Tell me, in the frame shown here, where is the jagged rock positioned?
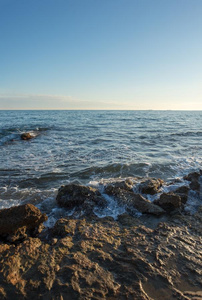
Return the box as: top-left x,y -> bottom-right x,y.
128,193 -> 165,215
21,132 -> 34,140
0,204 -> 47,242
190,179 -> 200,191
105,179 -> 134,191
138,178 -> 164,195
154,193 -> 181,212
184,171 -> 201,191
174,185 -> 189,204
184,171 -> 200,182
105,185 -> 165,215
0,210 -> 202,300
56,184 -> 106,214
52,218 -> 77,237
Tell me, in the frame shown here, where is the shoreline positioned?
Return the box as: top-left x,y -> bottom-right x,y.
0,171 -> 201,299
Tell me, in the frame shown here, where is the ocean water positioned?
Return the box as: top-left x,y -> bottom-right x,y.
0,110 -> 201,221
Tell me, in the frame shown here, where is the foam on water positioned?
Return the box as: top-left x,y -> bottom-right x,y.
93,193 -> 127,220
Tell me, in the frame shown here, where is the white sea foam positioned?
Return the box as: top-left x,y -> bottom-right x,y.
94,193 -> 126,220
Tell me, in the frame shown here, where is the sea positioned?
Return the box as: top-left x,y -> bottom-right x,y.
0,110 -> 201,224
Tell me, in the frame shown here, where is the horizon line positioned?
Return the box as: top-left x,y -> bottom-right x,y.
0,109 -> 201,111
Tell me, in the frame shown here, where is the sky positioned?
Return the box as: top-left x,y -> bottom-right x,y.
0,0 -> 202,110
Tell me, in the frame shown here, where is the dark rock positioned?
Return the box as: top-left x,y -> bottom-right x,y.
117,213 -> 141,226
52,218 -> 77,237
106,179 -> 134,192
174,185 -> 189,204
0,204 -> 47,242
56,184 -> 106,212
183,171 -> 201,191
154,193 -> 181,212
21,132 -> 34,140
138,178 -> 164,195
105,185 -> 165,215
183,171 -> 200,182
190,179 -> 200,191
128,193 -> 165,215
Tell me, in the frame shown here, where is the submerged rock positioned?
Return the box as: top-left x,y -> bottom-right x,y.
21,132 -> 34,140
0,204 -> 47,242
154,192 -> 181,212
138,178 -> 164,195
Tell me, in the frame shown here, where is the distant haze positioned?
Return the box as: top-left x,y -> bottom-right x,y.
0,0 -> 202,110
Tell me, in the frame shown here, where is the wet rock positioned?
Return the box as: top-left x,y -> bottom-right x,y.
154,193 -> 181,212
106,179 -> 134,191
105,185 -> 165,215
21,132 -> 34,140
184,171 -> 200,182
0,204 -> 47,242
138,178 -> 164,195
128,193 -> 165,215
174,185 -> 190,204
56,184 -> 107,216
184,171 -> 201,191
190,179 -> 200,191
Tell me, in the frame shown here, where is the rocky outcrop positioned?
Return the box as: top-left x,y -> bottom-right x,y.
154,192 -> 181,212
105,184 -> 165,215
0,204 -> 47,242
138,178 -> 164,195
56,184 -> 106,215
0,207 -> 201,300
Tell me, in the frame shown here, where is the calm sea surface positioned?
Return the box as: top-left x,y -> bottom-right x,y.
0,110 -> 201,218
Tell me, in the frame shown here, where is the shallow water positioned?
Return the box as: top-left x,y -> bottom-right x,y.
0,110 -> 201,218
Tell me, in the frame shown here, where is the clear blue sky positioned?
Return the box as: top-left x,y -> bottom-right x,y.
0,0 -> 202,109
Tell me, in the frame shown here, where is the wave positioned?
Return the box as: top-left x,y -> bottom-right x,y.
170,131 -> 202,137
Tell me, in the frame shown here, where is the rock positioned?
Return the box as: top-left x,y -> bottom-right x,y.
128,193 -> 165,215
105,185 -> 165,215
117,213 -> 141,227
183,171 -> 201,191
138,178 -> 164,195
21,132 -> 34,140
0,204 -> 47,242
106,179 -> 134,191
174,185 -> 189,204
0,208 -> 202,299
184,171 -> 200,182
56,184 -> 106,215
190,179 -> 200,191
154,193 -> 181,212
52,218 -> 77,237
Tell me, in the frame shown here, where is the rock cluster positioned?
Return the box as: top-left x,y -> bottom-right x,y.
0,171 -> 201,299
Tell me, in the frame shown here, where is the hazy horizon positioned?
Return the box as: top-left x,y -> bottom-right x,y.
1,0 -> 202,110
